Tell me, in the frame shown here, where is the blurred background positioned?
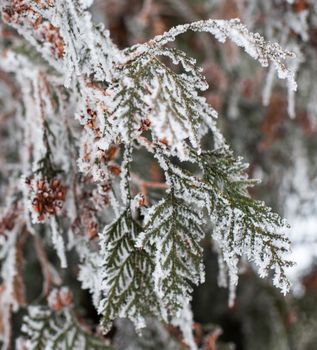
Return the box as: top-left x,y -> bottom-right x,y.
87,0 -> 317,349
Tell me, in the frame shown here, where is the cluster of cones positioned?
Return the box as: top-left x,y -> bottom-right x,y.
27,178 -> 67,222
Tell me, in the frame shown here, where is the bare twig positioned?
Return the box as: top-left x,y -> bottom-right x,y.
33,233 -> 53,296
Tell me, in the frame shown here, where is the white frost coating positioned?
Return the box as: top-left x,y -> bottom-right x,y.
172,303 -> 197,350
198,149 -> 293,300
1,0 -> 120,87
136,153 -> 207,316
0,52 -> 49,175
98,209 -> 159,332
79,0 -> 94,9
22,305 -> 107,349
263,65 -> 275,106
287,46 -> 303,118
0,227 -> 19,311
108,17 -> 297,160
119,146 -> 133,205
131,18 -> 297,91
51,217 -> 67,268
77,243 -> 103,308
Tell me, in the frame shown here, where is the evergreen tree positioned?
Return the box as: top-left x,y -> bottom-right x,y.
0,1 -> 301,349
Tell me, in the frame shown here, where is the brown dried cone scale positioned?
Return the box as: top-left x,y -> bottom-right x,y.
27,178 -> 67,222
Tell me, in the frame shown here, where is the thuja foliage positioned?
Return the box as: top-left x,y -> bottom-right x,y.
0,0 -> 296,349
22,305 -> 111,350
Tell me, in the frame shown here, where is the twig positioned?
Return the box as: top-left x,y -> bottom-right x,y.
131,172 -> 168,205
33,233 -> 53,296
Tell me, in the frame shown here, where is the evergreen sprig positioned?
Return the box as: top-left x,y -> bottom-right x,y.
21,306 -> 110,350
98,208 -> 160,332
136,192 -> 205,316
197,147 -> 293,301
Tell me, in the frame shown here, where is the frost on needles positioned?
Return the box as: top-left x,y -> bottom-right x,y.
0,0 -> 295,348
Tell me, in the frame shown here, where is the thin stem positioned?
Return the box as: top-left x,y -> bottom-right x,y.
33,233 -> 54,296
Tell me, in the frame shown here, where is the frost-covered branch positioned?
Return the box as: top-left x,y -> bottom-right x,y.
0,1 -> 296,348
128,18 -> 297,91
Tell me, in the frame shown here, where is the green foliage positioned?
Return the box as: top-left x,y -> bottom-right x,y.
22,306 -> 110,350
98,208 -> 160,332
196,147 -> 293,299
